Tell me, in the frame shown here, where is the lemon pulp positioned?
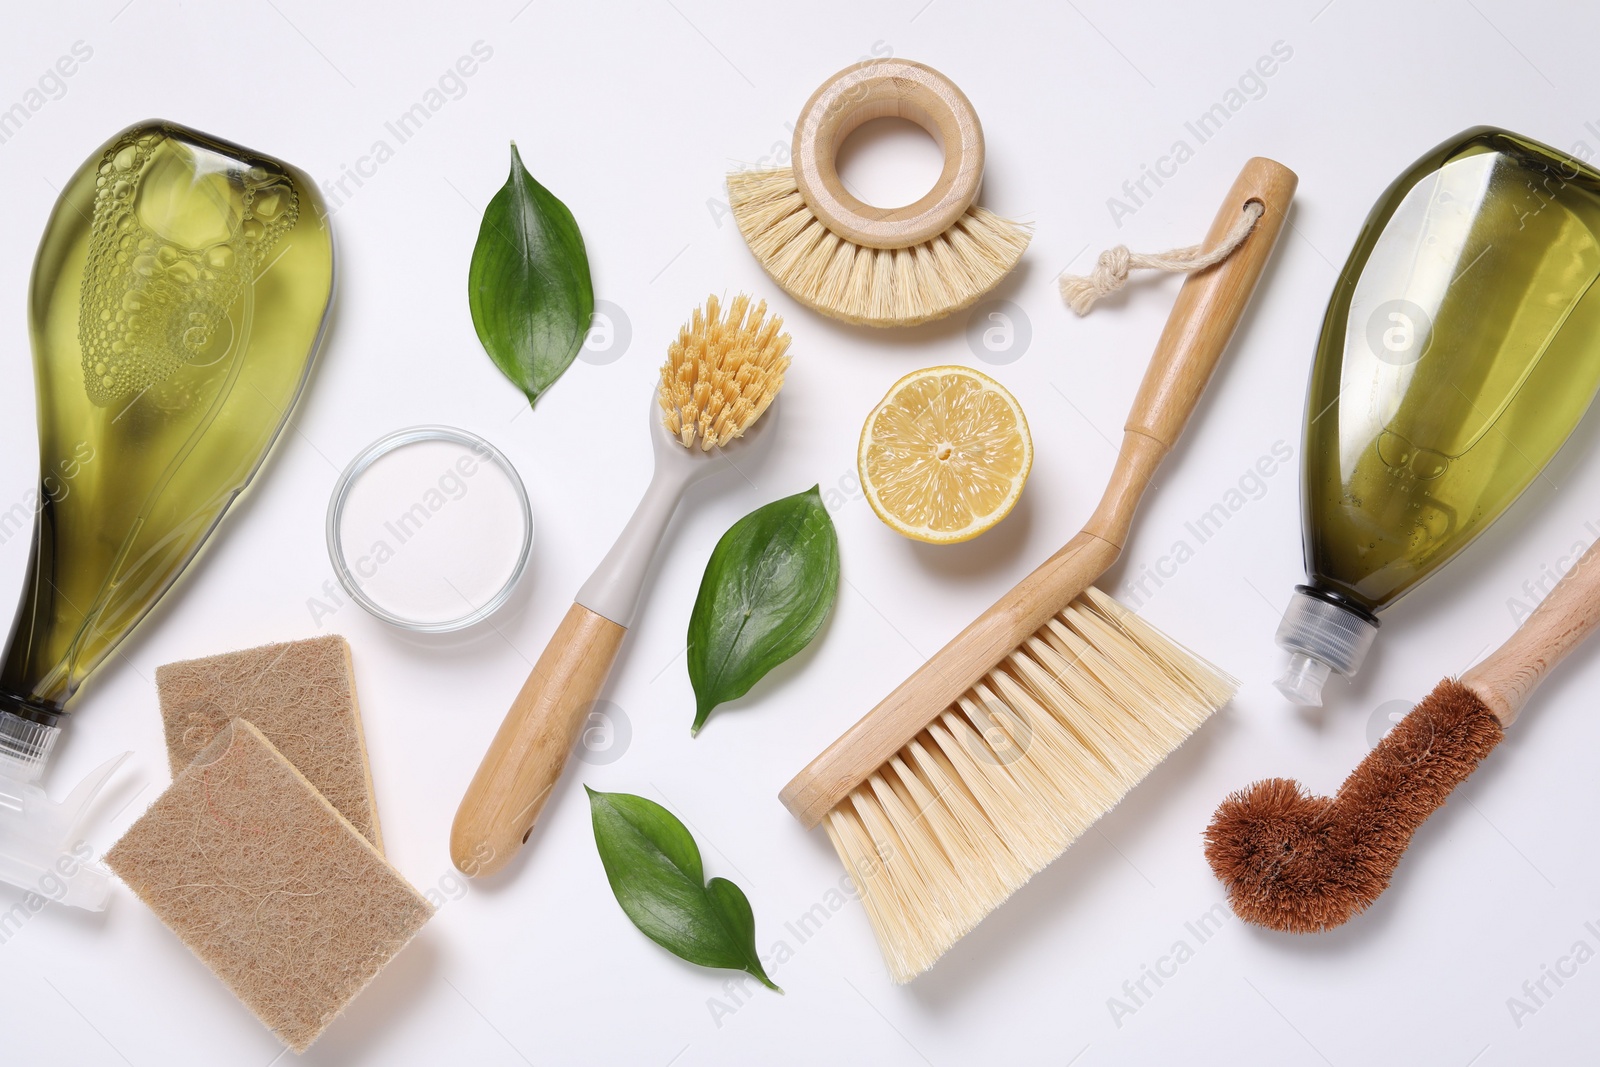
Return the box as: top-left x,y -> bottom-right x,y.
858,366 -> 1032,544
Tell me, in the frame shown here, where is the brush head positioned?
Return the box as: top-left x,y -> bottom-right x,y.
726,168 -> 1030,328
822,587 -> 1236,982
1204,678 -> 1504,933
658,293 -> 790,451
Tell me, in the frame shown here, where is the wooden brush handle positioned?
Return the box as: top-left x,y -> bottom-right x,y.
780,158 -> 1297,828
452,604 -> 626,876
1463,537 -> 1600,726
1085,157 -> 1298,546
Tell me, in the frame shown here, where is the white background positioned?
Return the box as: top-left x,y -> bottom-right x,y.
3,1 -> 1599,1064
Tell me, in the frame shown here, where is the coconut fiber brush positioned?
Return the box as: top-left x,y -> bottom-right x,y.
453,295 -> 789,877
1206,533 -> 1600,933
781,158 -> 1296,982
728,58 -> 1030,327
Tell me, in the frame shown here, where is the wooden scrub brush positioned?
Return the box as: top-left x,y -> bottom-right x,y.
727,58 -> 1030,327
1206,533 -> 1600,933
780,158 -> 1296,982
453,295 -> 789,877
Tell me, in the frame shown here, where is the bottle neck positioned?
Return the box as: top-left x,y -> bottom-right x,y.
0,688 -> 64,729
1291,583 -> 1380,626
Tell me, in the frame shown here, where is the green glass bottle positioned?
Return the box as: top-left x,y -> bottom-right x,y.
1277,127 -> 1600,704
0,122 -> 331,904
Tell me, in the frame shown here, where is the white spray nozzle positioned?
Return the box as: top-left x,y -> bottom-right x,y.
0,723 -> 130,912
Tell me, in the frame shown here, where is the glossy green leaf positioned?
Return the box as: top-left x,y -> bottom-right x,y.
586,787 -> 780,992
687,486 -> 840,735
467,142 -> 593,407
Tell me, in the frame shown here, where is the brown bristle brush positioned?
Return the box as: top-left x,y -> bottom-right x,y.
1206,535 -> 1600,933
780,157 -> 1296,983
728,58 -> 1030,327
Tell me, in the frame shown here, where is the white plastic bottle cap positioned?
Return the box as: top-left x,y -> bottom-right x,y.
1273,587 -> 1379,706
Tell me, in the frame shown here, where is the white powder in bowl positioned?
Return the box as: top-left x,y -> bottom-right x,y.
333,432 -> 530,629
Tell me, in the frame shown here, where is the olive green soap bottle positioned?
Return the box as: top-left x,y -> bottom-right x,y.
1277,128 -> 1600,705
0,122 -> 331,905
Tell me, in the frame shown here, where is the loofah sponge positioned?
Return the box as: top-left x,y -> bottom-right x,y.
156,635 -> 383,850
105,720 -> 433,1052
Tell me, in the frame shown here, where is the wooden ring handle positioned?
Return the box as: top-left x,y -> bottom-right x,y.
790,58 -> 984,250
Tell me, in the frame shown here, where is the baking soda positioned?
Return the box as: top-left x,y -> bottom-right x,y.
337,437 -> 527,626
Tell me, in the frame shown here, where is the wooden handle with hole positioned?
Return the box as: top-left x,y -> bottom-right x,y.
1084,156 -> 1297,546
1462,537 -> 1600,727
779,157 -> 1297,828
452,603 -> 626,876
791,58 -> 984,249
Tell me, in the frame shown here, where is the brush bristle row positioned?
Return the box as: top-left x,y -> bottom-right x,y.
726,169 -> 1031,327
824,587 -> 1236,982
658,293 -> 791,450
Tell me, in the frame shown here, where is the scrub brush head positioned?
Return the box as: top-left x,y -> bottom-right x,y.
659,293 -> 790,450
1204,678 -> 1504,932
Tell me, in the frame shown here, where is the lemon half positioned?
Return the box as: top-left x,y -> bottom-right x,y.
858,366 -> 1033,544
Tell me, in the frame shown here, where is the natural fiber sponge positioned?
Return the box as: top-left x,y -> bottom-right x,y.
105,720 -> 433,1053
156,634 -> 383,850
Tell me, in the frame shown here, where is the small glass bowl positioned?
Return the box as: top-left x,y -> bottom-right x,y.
326,425 -> 532,633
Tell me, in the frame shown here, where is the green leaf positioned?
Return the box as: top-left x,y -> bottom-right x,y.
687,486 -> 840,735
586,787 -> 780,992
467,142 -> 594,407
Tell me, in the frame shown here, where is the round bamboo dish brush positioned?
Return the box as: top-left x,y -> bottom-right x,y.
1205,534 -> 1600,933
452,295 -> 789,877
727,58 -> 1030,328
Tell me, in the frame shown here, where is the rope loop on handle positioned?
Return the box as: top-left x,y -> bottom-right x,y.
1060,201 -> 1265,315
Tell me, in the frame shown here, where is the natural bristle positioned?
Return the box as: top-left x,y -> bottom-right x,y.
658,293 -> 790,450
726,168 -> 1030,327
824,587 -> 1236,982
1203,678 -> 1504,933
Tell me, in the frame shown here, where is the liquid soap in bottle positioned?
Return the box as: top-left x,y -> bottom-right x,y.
0,122 -> 333,905
1277,128 -> 1600,705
